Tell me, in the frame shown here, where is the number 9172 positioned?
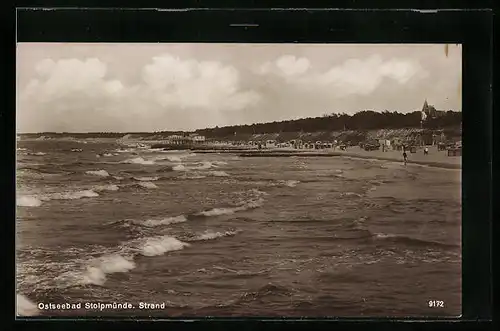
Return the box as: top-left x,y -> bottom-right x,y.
428,300 -> 445,308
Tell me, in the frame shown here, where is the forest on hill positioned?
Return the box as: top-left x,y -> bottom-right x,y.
21,110 -> 461,139
195,110 -> 461,139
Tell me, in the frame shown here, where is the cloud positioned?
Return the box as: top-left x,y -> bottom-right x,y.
141,55 -> 260,111
257,55 -> 311,76
18,55 -> 260,132
16,44 -> 459,132
259,54 -> 428,98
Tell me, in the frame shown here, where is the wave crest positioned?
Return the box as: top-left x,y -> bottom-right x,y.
17,294 -> 39,316
138,236 -> 190,257
17,196 -> 43,207
196,198 -> 264,217
85,170 -> 110,177
208,171 -> 230,177
93,184 -> 120,192
82,254 -> 136,286
133,176 -> 159,181
123,157 -> 155,165
143,215 -> 187,227
137,182 -> 158,189
194,230 -> 240,241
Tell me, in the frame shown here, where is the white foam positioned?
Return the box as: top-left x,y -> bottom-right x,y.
249,188 -> 270,196
85,170 -> 110,177
195,230 -> 239,241
173,164 -> 187,171
182,174 -> 207,179
17,195 -> 43,207
284,180 -> 300,187
97,254 -> 136,273
213,161 -> 228,166
123,157 -> 155,165
208,171 -> 230,177
47,189 -> 99,200
82,254 -> 136,286
143,215 -> 188,227
31,152 -> 46,156
133,176 -> 160,181
113,176 -> 124,180
197,207 -> 238,217
94,184 -> 120,192
139,236 -> 190,257
17,294 -> 39,316
103,153 -> 113,157
341,192 -> 363,197
197,198 -> 263,217
17,148 -> 27,151
138,182 -> 158,189
115,148 -> 137,153
375,233 -> 397,239
165,156 -> 182,162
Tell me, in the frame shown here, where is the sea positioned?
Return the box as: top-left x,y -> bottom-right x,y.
16,136 -> 462,318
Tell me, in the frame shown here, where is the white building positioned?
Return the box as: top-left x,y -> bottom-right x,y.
191,135 -> 206,143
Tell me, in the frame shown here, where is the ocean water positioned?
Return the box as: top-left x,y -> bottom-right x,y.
16,138 -> 462,318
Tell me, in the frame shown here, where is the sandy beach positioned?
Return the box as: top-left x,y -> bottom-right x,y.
193,145 -> 461,169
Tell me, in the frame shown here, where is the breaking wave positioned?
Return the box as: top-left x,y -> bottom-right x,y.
341,192 -> 364,198
143,215 -> 188,227
208,171 -> 230,177
114,148 -> 137,153
17,294 -> 39,316
138,236 -> 190,257
133,176 -> 160,181
277,180 -> 300,187
93,184 -> 120,192
137,182 -> 158,189
17,195 -> 43,207
82,254 -> 136,286
196,198 -> 264,217
172,164 -> 187,171
17,188 -> 105,206
193,230 -> 240,241
85,170 -> 110,177
122,157 -> 155,165
373,233 -> 460,249
165,156 -> 182,162
47,190 -> 100,200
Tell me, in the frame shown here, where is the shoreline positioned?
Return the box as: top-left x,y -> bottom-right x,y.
192,148 -> 461,170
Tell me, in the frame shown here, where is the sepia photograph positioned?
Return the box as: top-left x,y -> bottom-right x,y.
16,43 -> 462,318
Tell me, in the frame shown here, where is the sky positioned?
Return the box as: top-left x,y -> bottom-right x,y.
16,43 -> 461,133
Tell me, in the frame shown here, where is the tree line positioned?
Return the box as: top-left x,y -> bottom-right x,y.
195,110 -> 462,138
22,110 -> 461,138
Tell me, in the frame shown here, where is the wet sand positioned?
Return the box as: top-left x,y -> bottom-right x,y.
193,146 -> 461,169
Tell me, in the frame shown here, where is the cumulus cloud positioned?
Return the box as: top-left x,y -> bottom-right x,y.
258,55 -> 311,76
141,55 -> 260,111
16,44 -> 460,132
259,54 -> 428,97
18,54 -> 260,132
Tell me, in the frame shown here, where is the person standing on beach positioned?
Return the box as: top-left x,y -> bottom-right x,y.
403,150 -> 408,166
424,147 -> 429,155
